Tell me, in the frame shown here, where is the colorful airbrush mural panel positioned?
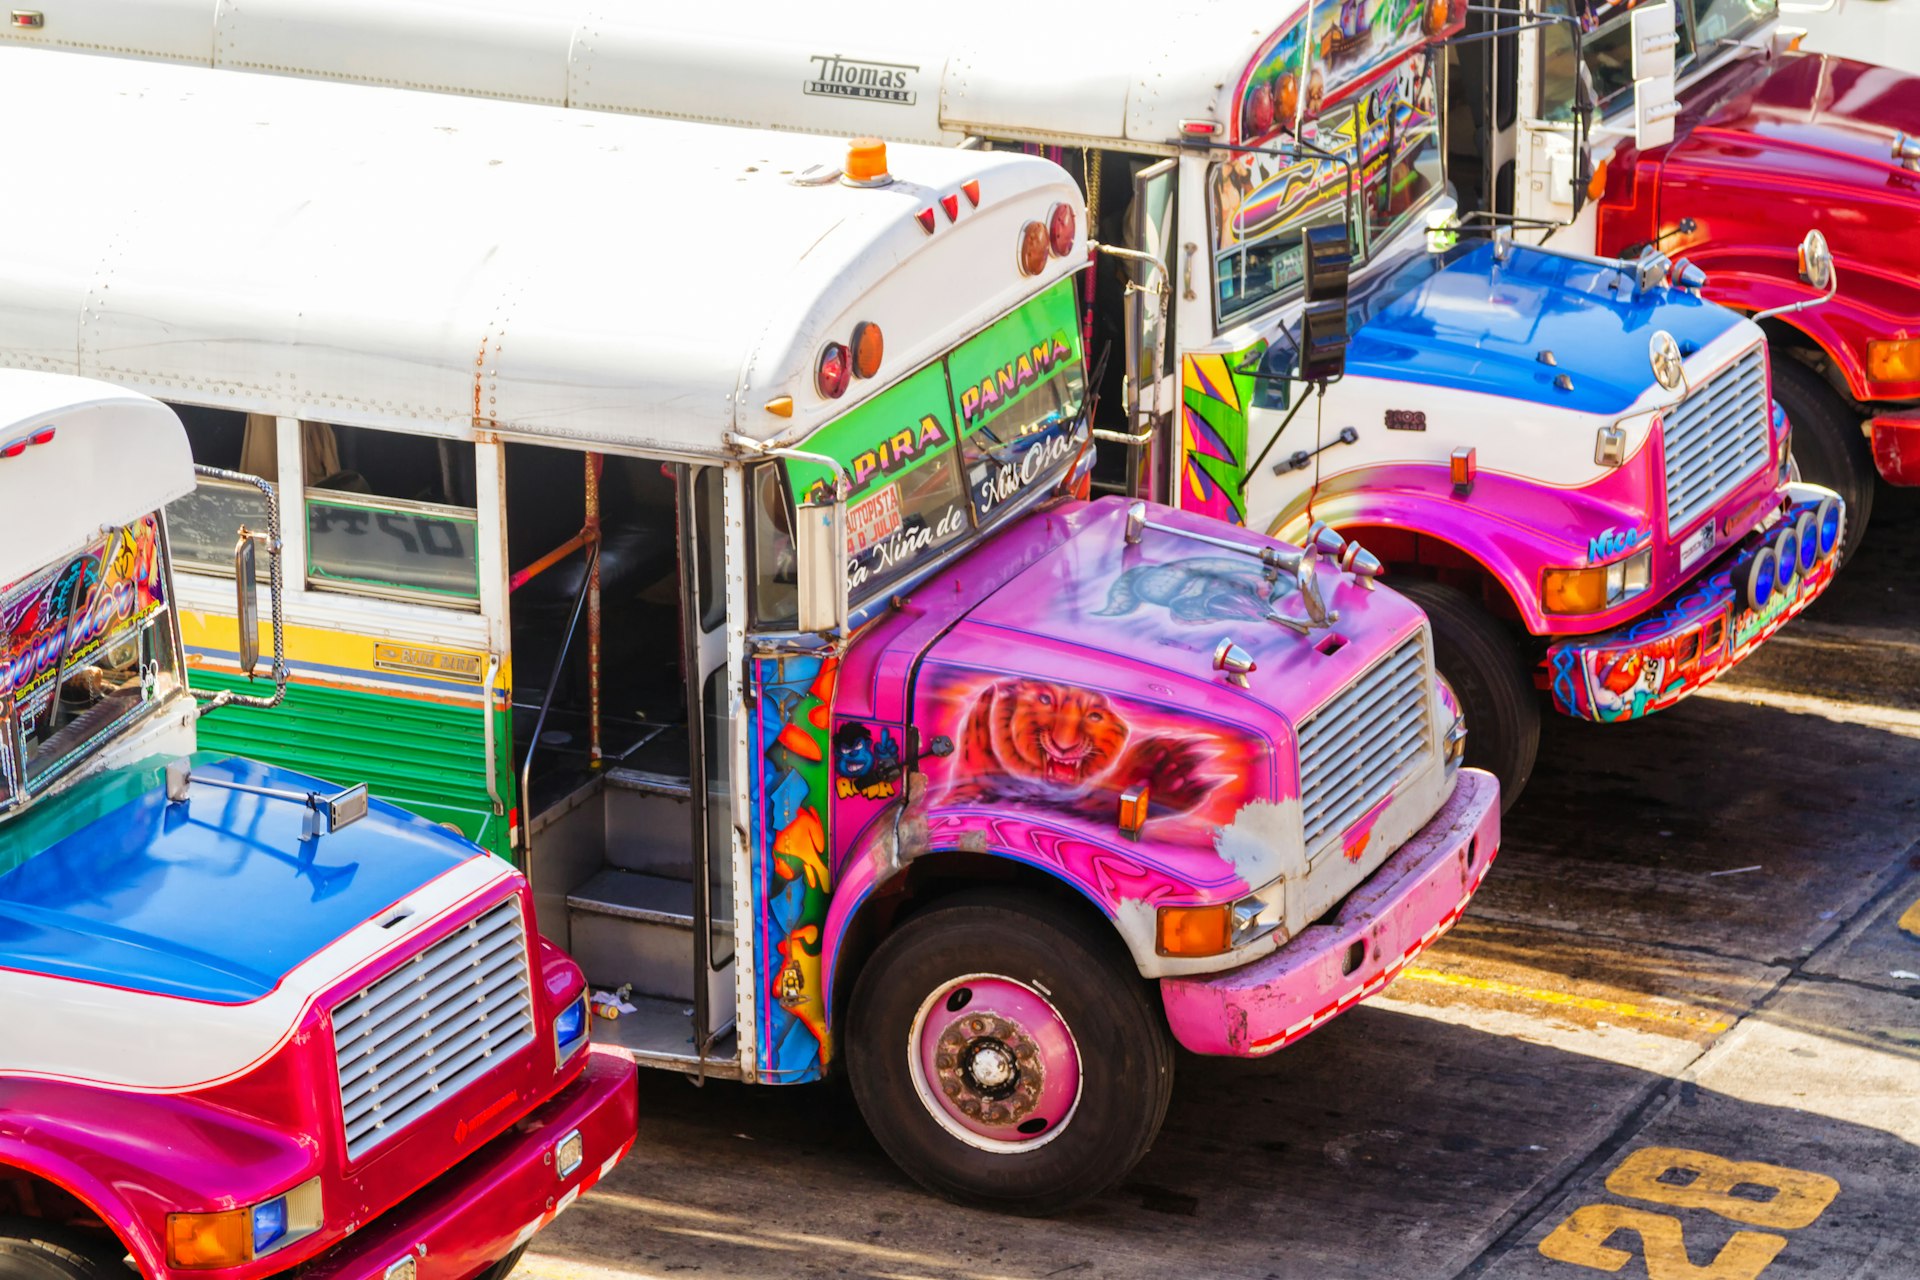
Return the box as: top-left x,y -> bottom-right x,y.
915,664 -> 1263,854
1,517 -> 165,734
1312,0 -> 1457,99
749,653 -> 838,1084
1180,342 -> 1266,525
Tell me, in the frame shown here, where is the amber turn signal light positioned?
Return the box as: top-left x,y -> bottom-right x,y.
1542,564 -> 1610,615
168,1209 -> 252,1269
1866,337 -> 1920,385
1157,903 -> 1232,957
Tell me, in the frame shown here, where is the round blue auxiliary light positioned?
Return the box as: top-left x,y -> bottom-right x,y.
1817,497 -> 1842,556
1773,530 -> 1798,593
1794,511 -> 1819,573
1746,548 -> 1776,612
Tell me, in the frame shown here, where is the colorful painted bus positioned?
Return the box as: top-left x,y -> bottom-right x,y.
50,0 -> 1852,806
1452,0 -> 1920,538
0,372 -> 637,1280
0,47 -> 1502,1210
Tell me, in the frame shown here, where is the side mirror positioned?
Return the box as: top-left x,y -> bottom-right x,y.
1798,228 -> 1835,293
1299,223 -> 1352,383
1754,228 -> 1839,322
1630,3 -> 1681,149
234,534 -> 260,678
794,495 -> 850,635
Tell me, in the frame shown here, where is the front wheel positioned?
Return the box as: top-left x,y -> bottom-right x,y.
0,1222 -> 129,1280
1771,356 -> 1874,564
1398,581 -> 1540,812
846,891 -> 1174,1215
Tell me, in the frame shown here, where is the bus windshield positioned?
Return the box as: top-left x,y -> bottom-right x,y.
1538,0 -> 1774,121
1212,50 -> 1443,329
755,276 -> 1087,629
0,515 -> 182,812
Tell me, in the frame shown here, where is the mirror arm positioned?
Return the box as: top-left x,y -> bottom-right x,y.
1752,274 -> 1840,324
190,464 -> 287,712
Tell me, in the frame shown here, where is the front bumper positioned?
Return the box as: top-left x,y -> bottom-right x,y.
1869,409 -> 1920,486
1547,487 -> 1842,722
295,1048 -> 637,1280
1159,768 -> 1499,1058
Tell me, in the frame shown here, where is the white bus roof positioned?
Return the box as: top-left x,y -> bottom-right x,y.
0,0 -> 1313,150
0,47 -> 1082,458
0,373 -> 193,584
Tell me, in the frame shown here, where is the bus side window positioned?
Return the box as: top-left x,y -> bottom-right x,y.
304,422 -> 482,608
163,403 -> 274,575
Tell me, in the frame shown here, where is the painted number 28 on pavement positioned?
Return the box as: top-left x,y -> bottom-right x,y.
1539,1147 -> 1840,1278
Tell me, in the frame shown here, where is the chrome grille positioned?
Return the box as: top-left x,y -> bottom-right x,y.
1664,345 -> 1770,536
1298,634 -> 1431,855
331,898 -> 535,1161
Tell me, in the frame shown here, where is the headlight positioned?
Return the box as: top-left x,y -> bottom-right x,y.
167,1179 -> 322,1269
1866,337 -> 1920,385
554,991 -> 590,1063
1542,548 -> 1653,614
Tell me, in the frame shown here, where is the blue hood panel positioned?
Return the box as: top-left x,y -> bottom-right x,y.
1348,242 -> 1749,416
0,756 -> 488,1004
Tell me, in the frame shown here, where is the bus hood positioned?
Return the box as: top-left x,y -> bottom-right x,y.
886,499 -> 1448,948
1681,51 -> 1920,176
0,754 -> 500,1004
1348,241 -> 1749,417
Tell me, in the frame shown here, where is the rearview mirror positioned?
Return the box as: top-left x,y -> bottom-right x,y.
234,534 -> 259,678
794,496 -> 850,635
1798,228 -> 1834,292
1299,223 -> 1352,383
1630,3 -> 1681,149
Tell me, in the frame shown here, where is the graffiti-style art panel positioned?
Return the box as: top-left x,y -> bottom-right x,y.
1,518 -> 166,730
785,362 -> 971,598
1235,15 -> 1310,145
916,668 -> 1261,852
749,654 -> 838,1083
946,276 -> 1086,525
1312,0 -> 1456,99
1179,344 -> 1265,525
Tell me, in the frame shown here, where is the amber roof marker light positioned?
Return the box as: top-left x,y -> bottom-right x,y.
842,137 -> 893,188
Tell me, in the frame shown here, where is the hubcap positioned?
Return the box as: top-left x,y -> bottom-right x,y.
908,974 -> 1082,1152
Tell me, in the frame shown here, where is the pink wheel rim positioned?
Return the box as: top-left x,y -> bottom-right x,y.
908,974 -> 1082,1152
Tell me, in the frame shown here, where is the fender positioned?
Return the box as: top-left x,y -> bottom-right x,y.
0,1149 -> 147,1277
1688,255 -> 1920,403
1278,484 -> 1548,633
0,1077 -> 316,1279
821,798 -> 1253,1023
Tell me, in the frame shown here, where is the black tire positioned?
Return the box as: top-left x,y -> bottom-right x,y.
1771,356 -> 1874,564
0,1221 -> 128,1280
1398,581 -> 1540,813
471,1244 -> 529,1280
846,890 -> 1174,1215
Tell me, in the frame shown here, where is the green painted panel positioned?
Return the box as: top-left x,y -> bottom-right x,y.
190,672 -> 512,859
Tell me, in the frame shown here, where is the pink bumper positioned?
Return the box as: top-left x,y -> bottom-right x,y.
298,1048 -> 637,1280
1160,769 -> 1499,1058
1870,410 -> 1920,486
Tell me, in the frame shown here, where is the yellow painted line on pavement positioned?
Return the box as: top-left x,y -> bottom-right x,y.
1898,896 -> 1920,941
1400,967 -> 1731,1033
